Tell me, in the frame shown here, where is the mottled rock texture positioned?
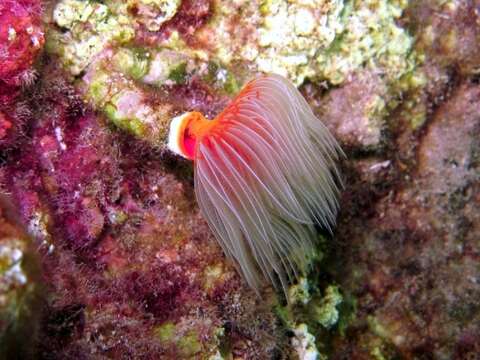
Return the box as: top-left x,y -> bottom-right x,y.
0,0 -> 479,359
0,198 -> 43,360
329,81 -> 480,360
0,0 -> 44,148
2,75 -> 284,359
315,2 -> 480,358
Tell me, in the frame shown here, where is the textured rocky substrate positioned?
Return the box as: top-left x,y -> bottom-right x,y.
0,0 -> 479,359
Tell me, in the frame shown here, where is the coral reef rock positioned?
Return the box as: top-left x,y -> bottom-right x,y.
0,0 -> 478,358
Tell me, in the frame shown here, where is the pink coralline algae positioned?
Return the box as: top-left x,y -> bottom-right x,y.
2,74 -> 283,358
0,112 -> 12,139
7,81 -> 118,250
0,0 -> 44,147
1,0 -> 480,358
0,0 -> 44,87
0,100 -> 31,149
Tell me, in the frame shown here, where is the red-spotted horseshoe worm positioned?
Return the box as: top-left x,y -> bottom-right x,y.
167,74 -> 343,295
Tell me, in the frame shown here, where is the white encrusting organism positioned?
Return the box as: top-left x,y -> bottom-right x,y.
168,74 -> 343,295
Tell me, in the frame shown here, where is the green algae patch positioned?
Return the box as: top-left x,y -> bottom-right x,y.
155,322 -> 176,343
223,71 -> 239,95
113,48 -> 151,80
288,277 -> 311,306
87,71 -> 112,106
104,102 -> 146,137
367,315 -> 406,348
336,291 -> 357,336
273,302 -> 293,328
154,321 -> 222,358
371,346 -> 388,360
389,69 -> 429,130
107,209 -> 128,226
141,49 -> 192,87
311,285 -> 343,329
177,330 -> 203,357
203,62 -> 240,95
168,62 -> 188,84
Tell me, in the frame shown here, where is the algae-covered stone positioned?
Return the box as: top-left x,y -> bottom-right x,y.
50,0 -> 135,75
82,52 -> 173,142
311,285 -> 342,329
206,0 -> 415,87
50,0 -> 180,77
256,0 -> 344,84
105,90 -> 149,137
155,321 -> 176,343
51,0 -> 189,83
142,50 -> 190,86
0,207 -> 43,359
123,0 -> 181,32
291,323 -> 323,360
288,277 -> 311,306
113,48 -> 151,80
154,319 -> 225,358
315,0 -> 414,85
177,330 -> 203,357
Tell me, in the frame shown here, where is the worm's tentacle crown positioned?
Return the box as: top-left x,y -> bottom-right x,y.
168,74 -> 343,295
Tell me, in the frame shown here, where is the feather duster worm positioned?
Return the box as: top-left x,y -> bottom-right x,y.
168,74 -> 343,295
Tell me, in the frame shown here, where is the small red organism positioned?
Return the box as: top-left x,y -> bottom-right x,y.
0,0 -> 44,86
0,112 -> 12,140
0,103 -> 30,149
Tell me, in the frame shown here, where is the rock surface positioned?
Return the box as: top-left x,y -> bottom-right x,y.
0,197 -> 44,360
0,0 -> 479,359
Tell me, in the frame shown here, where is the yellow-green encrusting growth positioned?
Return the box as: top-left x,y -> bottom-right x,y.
288,277 -> 311,306
154,321 -> 225,358
112,48 -> 151,81
48,0 -> 186,78
81,49 -> 177,141
47,0 -> 424,148
47,0 -> 187,143
292,323 -> 324,360
210,0 -> 416,86
275,282 -> 345,360
311,285 -> 343,329
48,0 -> 135,75
205,0 -> 426,148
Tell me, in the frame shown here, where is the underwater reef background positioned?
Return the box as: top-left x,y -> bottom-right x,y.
0,0 -> 479,359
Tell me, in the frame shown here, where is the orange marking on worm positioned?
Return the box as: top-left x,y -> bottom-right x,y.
178,78 -> 267,160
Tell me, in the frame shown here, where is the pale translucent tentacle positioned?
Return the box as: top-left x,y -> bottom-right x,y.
194,74 -> 343,295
